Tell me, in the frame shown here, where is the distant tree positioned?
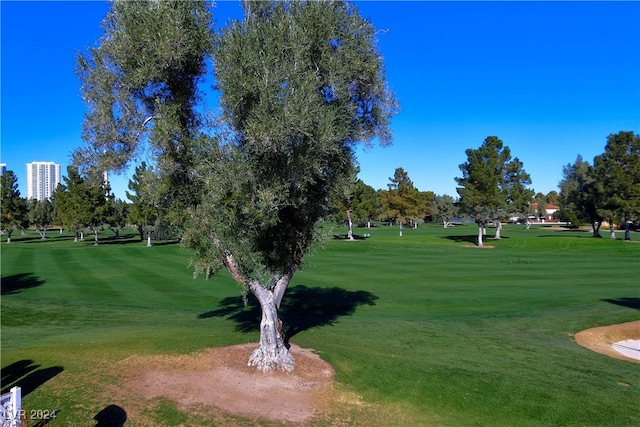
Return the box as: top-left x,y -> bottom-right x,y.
126,162 -> 159,245
379,167 -> 421,232
546,190 -> 560,207
455,137 -> 509,246
351,180 -> 380,228
455,136 -> 533,243
533,192 -> 548,221
1,171 -> 28,243
53,166 -> 109,243
105,197 -> 129,238
501,157 -> 534,231
434,194 -> 458,228
558,155 -> 602,236
331,168 -> 359,240
593,131 -> 640,240
417,190 -> 436,226
28,198 -> 54,239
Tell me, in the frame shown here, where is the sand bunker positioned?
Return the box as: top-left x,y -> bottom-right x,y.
574,320 -> 640,363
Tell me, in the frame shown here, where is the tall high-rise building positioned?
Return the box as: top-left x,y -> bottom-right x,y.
26,161 -> 61,201
0,163 -> 6,175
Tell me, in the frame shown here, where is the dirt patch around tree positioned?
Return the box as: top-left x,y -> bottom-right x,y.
574,320 -> 640,363
112,343 -> 343,425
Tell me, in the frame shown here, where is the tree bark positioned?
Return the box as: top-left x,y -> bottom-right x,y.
477,223 -> 484,247
494,221 -> 502,239
609,221 -> 616,239
624,221 -> 631,241
146,230 -> 152,247
346,209 -> 354,240
247,279 -> 294,372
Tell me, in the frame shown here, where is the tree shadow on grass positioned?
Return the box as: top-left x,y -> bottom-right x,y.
199,284 -> 378,342
1,273 -> 46,295
0,360 -> 63,396
602,297 -> 640,310
442,234 -> 510,245
442,234 -> 478,245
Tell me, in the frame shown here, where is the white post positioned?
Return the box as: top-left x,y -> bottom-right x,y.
0,386 -> 22,427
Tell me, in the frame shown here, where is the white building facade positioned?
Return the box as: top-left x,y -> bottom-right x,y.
26,161 -> 61,201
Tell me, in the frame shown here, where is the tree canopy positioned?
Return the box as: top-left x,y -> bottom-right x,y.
379,167 -> 421,226
0,171 -> 28,243
593,131 -> 640,239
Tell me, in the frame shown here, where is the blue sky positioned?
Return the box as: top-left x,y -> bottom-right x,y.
2,1 -> 639,200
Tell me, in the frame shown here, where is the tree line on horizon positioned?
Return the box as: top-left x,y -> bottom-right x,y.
2,130 -> 637,246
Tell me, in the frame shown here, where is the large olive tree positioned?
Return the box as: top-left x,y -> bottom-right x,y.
76,0 -> 395,372
186,0 -> 396,371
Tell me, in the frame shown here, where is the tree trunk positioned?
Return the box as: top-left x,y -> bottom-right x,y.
477,223 -> 484,247
609,221 -> 616,239
346,209 -> 354,240
494,221 -> 502,239
399,222 -> 403,236
592,221 -> 602,238
147,231 -> 152,247
6,230 -> 12,244
247,280 -> 294,372
625,221 -> 631,241
94,229 -> 99,245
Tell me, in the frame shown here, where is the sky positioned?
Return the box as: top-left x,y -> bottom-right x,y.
2,1 -> 639,201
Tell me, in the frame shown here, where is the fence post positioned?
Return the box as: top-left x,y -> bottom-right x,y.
0,386 -> 22,427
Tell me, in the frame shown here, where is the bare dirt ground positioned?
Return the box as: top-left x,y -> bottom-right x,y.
574,320 -> 640,363
114,343 -> 343,425
104,322 -> 638,425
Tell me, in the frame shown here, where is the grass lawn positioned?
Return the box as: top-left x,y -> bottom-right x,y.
1,224 -> 638,426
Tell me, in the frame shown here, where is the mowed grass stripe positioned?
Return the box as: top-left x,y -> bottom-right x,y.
2,226 -> 639,426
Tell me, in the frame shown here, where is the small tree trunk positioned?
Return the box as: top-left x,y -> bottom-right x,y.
625,221 -> 631,241
609,221 -> 616,239
346,209 -> 354,240
147,230 -> 152,247
477,224 -> 484,247
592,221 -> 602,238
6,230 -> 12,244
399,222 -> 403,236
494,221 -> 502,239
94,229 -> 99,245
